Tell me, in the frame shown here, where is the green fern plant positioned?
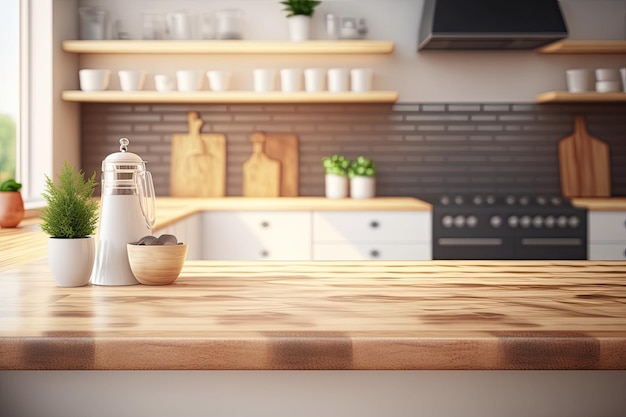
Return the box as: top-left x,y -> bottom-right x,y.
281,0 -> 321,17
40,163 -> 99,239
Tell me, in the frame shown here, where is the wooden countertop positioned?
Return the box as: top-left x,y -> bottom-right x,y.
154,197 -> 431,229
571,198 -> 626,211
1,259 -> 625,371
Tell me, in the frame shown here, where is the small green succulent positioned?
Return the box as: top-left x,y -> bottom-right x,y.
0,179 -> 22,192
322,154 -> 350,177
281,0 -> 321,17
348,156 -> 376,178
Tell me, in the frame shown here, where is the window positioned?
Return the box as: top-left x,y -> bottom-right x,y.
0,0 -> 20,185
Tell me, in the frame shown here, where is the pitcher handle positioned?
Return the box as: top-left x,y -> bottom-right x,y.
135,171 -> 156,230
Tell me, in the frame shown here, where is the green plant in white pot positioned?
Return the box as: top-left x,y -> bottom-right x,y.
40,163 -> 99,287
281,0 -> 321,41
322,154 -> 350,199
348,156 -> 376,199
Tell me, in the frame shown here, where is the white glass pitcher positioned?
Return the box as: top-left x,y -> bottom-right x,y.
91,138 -> 156,286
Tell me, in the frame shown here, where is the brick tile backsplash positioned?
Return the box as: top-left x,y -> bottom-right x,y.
81,103 -> 626,197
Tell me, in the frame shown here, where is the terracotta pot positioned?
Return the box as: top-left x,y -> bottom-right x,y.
0,191 -> 25,228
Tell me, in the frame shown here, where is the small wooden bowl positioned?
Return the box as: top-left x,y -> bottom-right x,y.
127,243 -> 188,285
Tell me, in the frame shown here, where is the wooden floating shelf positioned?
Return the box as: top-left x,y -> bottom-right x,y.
540,40 -> 626,54
61,90 -> 399,104
536,91 -> 626,103
61,40 -> 395,54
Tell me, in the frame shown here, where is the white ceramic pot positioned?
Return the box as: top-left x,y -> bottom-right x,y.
206,70 -> 231,91
118,70 -> 146,92
350,176 -> 376,199
325,174 -> 349,199
287,15 -> 311,42
48,237 -> 95,287
280,68 -> 303,92
79,69 -> 111,91
253,68 -> 276,92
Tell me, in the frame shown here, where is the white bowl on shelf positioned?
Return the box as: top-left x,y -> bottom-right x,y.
596,80 -> 620,93
79,69 -> 110,91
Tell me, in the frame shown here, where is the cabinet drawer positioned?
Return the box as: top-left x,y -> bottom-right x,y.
589,212 -> 626,242
313,243 -> 431,260
203,211 -> 311,260
588,244 -> 626,260
313,211 -> 431,243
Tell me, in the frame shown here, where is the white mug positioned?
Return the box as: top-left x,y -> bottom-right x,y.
565,69 -> 592,93
166,12 -> 190,40
79,69 -> 111,91
118,70 -> 146,92
304,68 -> 326,92
154,74 -> 175,92
253,68 -> 276,92
207,70 -> 231,91
176,70 -> 202,92
350,68 -> 373,92
327,68 -> 349,93
280,68 -> 303,92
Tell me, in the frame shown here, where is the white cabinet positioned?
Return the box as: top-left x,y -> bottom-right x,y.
312,211 -> 432,260
588,212 -> 626,260
203,211 -> 312,260
155,213 -> 203,260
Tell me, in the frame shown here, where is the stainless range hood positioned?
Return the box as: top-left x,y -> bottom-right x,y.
418,0 -> 568,50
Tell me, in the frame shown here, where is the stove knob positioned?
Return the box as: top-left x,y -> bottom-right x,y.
520,215 -> 532,228
532,215 -> 543,228
466,215 -> 478,228
440,196 -> 450,206
551,197 -> 563,206
454,195 -> 464,205
557,215 -> 568,228
536,196 -> 547,206
454,215 -> 465,228
508,216 -> 519,228
473,196 -> 482,206
568,216 -> 580,228
486,195 -> 496,205
506,196 -> 516,205
544,216 -> 555,228
519,196 -> 530,206
490,216 -> 502,228
442,215 -> 454,228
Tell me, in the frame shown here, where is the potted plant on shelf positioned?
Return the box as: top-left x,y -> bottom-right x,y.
322,154 -> 350,199
40,163 -> 99,287
348,156 -> 376,199
0,178 -> 24,228
281,0 -> 321,41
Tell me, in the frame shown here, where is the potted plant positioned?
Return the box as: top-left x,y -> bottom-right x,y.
281,0 -> 321,41
348,156 -> 376,199
0,178 -> 24,228
40,163 -> 99,287
322,154 -> 350,199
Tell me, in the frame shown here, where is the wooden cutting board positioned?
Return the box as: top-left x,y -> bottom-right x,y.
242,133 -> 280,197
257,132 -> 299,197
558,116 -> 611,198
170,111 -> 226,197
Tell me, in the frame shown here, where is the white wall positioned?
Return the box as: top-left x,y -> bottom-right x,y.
74,0 -> 626,102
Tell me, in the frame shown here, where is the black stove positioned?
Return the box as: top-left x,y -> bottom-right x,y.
424,194 -> 588,260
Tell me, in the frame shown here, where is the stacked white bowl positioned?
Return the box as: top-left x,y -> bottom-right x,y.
595,68 -> 621,93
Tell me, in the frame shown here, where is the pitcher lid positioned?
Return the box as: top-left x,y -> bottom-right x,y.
103,138 -> 144,164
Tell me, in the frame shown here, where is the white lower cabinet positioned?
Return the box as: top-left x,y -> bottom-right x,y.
155,213 -> 203,260
312,211 -> 432,260
202,211 -> 312,260
588,212 -> 626,260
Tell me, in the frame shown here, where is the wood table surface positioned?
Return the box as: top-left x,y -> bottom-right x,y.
1,257 -> 625,371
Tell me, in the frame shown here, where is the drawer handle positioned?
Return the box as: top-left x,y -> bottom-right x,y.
261,221 -> 270,228
370,249 -> 380,258
370,220 -> 379,229
260,250 -> 269,258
